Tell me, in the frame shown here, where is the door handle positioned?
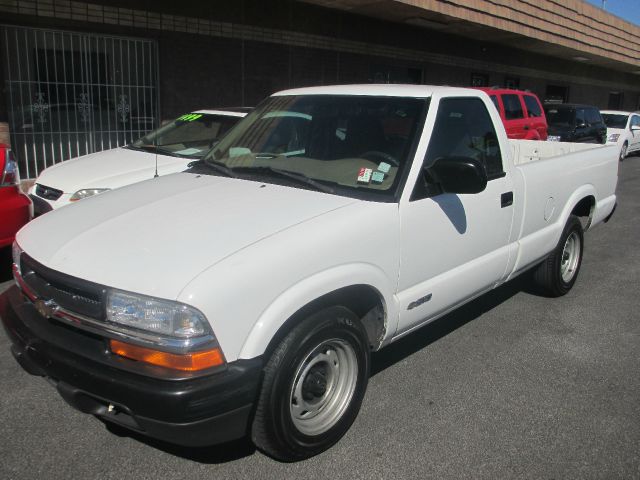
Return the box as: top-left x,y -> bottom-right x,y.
523,125 -> 530,130
501,191 -> 513,208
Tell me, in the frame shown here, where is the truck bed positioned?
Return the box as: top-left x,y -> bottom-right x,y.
510,139 -> 615,165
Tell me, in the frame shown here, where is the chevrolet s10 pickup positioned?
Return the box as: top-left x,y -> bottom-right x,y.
1,85 -> 618,461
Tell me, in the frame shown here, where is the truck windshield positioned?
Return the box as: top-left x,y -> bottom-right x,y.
202,95 -> 427,200
601,113 -> 628,129
128,113 -> 242,158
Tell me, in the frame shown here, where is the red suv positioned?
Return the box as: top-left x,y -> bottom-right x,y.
0,144 -> 31,248
475,87 -> 548,140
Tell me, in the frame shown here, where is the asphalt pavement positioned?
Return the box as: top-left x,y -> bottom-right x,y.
1,157 -> 639,479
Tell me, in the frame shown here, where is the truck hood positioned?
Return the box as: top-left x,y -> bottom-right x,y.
34,147 -> 189,193
17,173 -> 357,300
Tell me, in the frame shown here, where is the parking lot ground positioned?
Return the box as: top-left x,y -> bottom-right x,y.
1,158 -> 639,479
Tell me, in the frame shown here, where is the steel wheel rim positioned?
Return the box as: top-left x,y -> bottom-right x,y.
290,338 -> 358,436
560,231 -> 581,283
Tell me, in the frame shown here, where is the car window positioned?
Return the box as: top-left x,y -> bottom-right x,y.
602,113 -> 629,129
501,94 -> 524,120
424,97 -> 503,180
575,109 -> 586,126
585,108 -> 602,125
489,95 -> 500,112
523,95 -> 542,118
545,107 -> 574,127
630,115 -> 640,128
204,95 -> 427,201
131,113 -> 242,158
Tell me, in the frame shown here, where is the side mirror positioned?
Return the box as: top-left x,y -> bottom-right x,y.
426,156 -> 488,194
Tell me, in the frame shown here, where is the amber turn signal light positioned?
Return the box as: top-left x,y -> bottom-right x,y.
109,339 -> 225,371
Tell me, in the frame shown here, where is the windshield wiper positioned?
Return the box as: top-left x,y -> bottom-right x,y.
237,166 -> 334,194
126,144 -> 174,155
190,159 -> 238,178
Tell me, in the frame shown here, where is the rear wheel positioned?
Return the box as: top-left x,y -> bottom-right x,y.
620,141 -> 628,162
533,215 -> 584,297
251,306 -> 370,461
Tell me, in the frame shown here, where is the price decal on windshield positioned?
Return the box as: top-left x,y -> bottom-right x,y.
177,114 -> 203,122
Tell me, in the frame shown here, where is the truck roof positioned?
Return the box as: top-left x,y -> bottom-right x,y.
273,84 -> 480,97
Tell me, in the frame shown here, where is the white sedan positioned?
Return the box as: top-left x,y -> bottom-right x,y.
601,110 -> 640,161
28,108 -> 249,215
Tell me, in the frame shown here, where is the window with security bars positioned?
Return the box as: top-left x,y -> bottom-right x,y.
1,26 -> 159,178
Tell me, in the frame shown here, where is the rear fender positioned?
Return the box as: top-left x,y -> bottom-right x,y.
557,185 -> 596,233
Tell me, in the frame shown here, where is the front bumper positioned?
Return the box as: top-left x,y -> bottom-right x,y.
0,285 -> 263,447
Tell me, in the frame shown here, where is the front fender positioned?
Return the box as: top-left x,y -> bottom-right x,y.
238,263 -> 397,360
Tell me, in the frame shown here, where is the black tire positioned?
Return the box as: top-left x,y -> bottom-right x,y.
533,215 -> 584,297
620,141 -> 628,162
251,306 -> 370,461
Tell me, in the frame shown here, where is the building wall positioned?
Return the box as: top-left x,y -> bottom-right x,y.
395,0 -> 640,69
0,0 -> 638,163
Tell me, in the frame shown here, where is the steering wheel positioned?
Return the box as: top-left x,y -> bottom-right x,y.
358,150 -> 399,166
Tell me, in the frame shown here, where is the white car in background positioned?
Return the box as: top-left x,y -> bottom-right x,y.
601,110 -> 640,161
28,108 -> 249,215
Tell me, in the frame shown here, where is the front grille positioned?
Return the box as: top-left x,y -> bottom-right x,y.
35,183 -> 63,201
20,254 -> 106,319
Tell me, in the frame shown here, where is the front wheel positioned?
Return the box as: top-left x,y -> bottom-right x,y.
251,306 -> 370,461
533,215 -> 584,297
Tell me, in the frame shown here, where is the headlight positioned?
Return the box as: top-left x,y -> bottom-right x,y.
69,188 -> 110,201
608,133 -> 620,142
106,289 -> 211,339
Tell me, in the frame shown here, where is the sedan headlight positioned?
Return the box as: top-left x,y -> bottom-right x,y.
106,290 -> 211,339
69,188 -> 110,201
608,133 -> 620,143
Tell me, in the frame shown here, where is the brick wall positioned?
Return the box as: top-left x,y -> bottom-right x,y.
0,0 -> 639,123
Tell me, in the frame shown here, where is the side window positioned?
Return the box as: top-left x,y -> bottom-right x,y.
585,108 -> 602,125
501,94 -> 524,120
631,115 -> 640,128
489,95 -> 500,112
575,109 -> 586,126
523,95 -> 542,118
413,97 -> 503,200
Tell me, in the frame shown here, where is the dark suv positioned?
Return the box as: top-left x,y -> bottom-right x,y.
543,103 -> 607,144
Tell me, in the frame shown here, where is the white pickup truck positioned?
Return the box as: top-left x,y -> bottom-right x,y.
1,85 -> 618,461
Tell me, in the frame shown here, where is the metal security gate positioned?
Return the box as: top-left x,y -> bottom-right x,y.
2,26 -> 159,178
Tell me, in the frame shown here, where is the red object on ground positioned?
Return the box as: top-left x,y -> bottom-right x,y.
475,87 -> 548,140
0,144 -> 31,248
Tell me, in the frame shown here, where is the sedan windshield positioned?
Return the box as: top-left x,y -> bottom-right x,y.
202,95 -> 427,200
129,113 -> 242,158
601,113 -> 628,129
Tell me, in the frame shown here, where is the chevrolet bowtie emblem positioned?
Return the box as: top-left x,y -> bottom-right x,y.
34,299 -> 59,318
